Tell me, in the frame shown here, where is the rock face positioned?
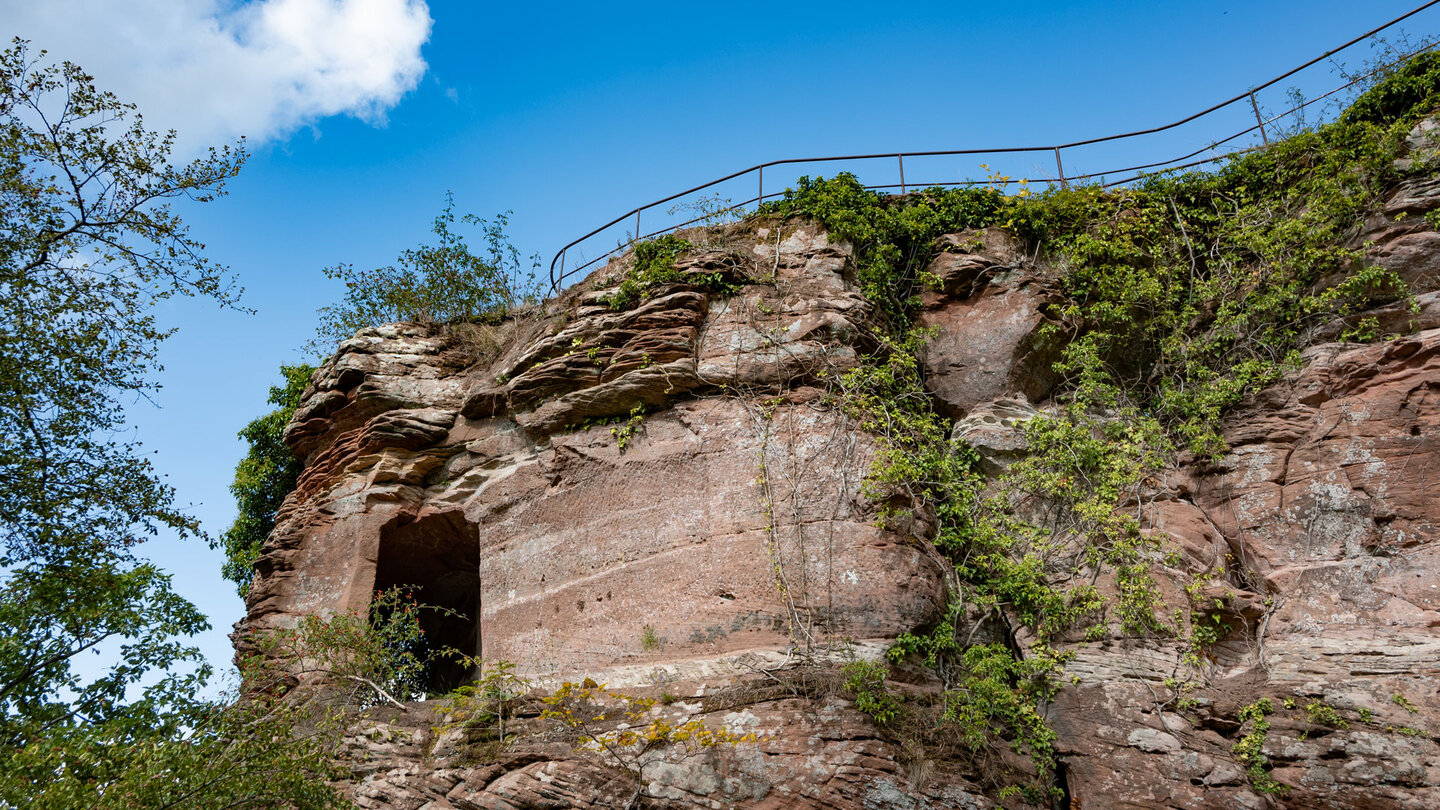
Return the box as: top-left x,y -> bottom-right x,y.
1031,320 -> 1440,810
916,231 -> 1060,418
1013,131 -> 1440,810
241,219 -> 947,688
337,684 -> 994,810
239,145 -> 1440,808
239,220 -> 996,807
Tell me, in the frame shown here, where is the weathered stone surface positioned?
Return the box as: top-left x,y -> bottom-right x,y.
240,183 -> 1440,807
1369,228 -> 1440,289
1189,329 -> 1440,699
239,217 -> 947,688
512,357 -> 701,434
1392,115 -> 1440,172
695,221 -> 869,391
474,398 -> 947,678
1050,683 -> 1271,810
949,398 -> 1037,473
916,232 -> 1059,418
335,685 -> 993,810
502,287 -> 709,414
1047,326 -> 1440,809
922,228 -> 1026,300
1361,124 -> 1440,290
287,324 -> 471,462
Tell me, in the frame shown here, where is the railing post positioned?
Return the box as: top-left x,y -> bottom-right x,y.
1250,91 -> 1269,145
559,248 -> 566,289
634,210 -> 641,242
1054,147 -> 1067,189
898,154 -> 906,194
758,166 -> 763,208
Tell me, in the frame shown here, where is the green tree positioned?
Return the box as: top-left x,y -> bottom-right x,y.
310,193 -> 540,352
0,39 -> 344,808
0,37 -> 243,567
221,363 -> 315,596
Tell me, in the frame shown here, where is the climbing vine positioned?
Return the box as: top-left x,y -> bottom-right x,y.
1233,698 -> 1286,794
757,53 -> 1437,803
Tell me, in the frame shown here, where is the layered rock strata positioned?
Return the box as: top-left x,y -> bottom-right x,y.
913,156 -> 1440,808
240,221 -> 947,688
337,685 -> 995,810
239,135 -> 1440,807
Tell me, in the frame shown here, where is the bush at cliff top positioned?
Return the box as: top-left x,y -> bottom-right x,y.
760,177 -> 1006,324
1340,49 -> 1440,128
309,194 -> 541,353
766,46 -> 1432,454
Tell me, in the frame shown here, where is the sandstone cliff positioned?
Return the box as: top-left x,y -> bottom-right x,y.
236,113 -> 1440,809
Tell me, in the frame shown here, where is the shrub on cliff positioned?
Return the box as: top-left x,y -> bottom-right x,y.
221,364 -> 315,597
1340,48 -> 1440,127
309,194 -> 541,352
774,49 -> 1438,802
761,177 -> 1005,324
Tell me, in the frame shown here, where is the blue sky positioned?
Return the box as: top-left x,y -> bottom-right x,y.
7,0 -> 1439,679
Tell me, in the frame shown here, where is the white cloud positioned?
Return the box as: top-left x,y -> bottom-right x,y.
4,0 -> 432,155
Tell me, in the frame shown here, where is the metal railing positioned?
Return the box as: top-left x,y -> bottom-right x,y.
549,1 -> 1440,293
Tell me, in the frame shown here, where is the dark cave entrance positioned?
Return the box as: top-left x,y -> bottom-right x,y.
374,511 -> 481,695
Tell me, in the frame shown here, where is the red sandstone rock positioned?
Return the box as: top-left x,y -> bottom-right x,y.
916,230 -> 1061,418
1043,327 -> 1440,809
335,688 -> 994,809
238,218 -> 947,690
238,170 -> 1440,806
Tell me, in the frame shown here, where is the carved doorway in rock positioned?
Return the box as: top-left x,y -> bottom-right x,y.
374,511 -> 481,694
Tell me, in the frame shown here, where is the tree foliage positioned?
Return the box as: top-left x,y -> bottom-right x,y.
0,39 -> 346,808
253,586 -> 444,708
2,587 -> 445,809
221,363 -> 314,596
0,568 -> 341,809
0,38 -> 244,567
1339,49 -> 1440,127
310,194 -> 540,352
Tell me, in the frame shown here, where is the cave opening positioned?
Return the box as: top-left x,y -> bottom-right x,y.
374,511 -> 481,695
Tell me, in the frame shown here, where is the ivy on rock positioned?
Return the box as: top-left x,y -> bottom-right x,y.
768,52 -> 1435,802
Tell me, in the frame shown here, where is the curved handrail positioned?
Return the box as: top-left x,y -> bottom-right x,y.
549,0 -> 1440,293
